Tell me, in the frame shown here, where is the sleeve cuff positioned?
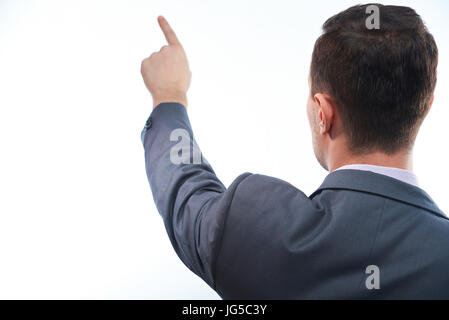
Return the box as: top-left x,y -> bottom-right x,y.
141,102 -> 190,142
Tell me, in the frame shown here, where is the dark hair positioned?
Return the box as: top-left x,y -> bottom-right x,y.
310,4 -> 438,154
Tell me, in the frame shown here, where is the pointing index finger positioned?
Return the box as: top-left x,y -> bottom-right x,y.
158,16 -> 181,46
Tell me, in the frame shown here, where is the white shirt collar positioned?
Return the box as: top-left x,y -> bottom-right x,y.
334,164 -> 419,188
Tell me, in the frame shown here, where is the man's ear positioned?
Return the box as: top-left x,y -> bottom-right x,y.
423,94 -> 435,117
313,93 -> 336,135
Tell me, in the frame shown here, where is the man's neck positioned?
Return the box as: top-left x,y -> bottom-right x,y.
328,146 -> 414,173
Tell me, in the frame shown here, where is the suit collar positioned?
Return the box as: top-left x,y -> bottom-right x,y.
310,169 -> 447,220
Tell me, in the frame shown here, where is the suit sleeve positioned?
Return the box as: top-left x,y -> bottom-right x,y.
141,102 -> 252,290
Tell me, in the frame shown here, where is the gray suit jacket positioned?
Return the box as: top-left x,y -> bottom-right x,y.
141,102 -> 449,299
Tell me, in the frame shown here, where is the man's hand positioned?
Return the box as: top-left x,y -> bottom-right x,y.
141,16 -> 192,109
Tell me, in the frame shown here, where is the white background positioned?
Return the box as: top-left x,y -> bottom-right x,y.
0,0 -> 448,299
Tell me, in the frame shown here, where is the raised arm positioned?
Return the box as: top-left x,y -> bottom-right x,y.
140,16 -> 252,290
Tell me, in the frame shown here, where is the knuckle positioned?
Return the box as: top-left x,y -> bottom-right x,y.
140,58 -> 147,71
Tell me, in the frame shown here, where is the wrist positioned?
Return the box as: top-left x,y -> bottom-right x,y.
152,92 -> 188,109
